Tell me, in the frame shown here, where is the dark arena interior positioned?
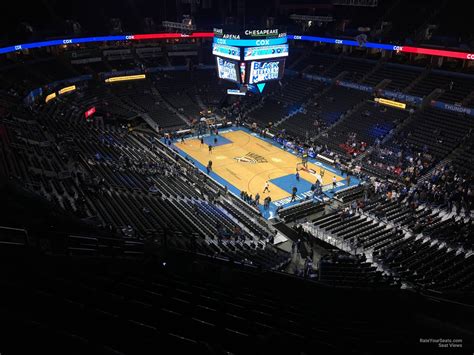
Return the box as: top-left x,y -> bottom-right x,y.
1,1 -> 474,354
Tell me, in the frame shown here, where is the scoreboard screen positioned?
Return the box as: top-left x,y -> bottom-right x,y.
212,28 -> 288,92
248,59 -> 285,84
212,43 -> 241,61
244,44 -> 289,61
216,57 -> 240,83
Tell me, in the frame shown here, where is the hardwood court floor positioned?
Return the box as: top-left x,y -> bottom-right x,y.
175,129 -> 344,203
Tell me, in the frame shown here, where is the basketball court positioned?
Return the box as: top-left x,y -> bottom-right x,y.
172,127 -> 359,218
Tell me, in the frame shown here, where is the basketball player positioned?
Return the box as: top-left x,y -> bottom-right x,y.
263,181 -> 270,193
208,144 -> 213,154
291,186 -> 298,202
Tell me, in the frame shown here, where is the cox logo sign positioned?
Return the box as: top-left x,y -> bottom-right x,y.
293,36 -> 302,40
335,39 -> 343,44
15,45 -> 22,50
63,39 -> 72,44
467,54 -> 474,60
125,35 -> 135,40
256,40 -> 270,45
393,46 -> 404,51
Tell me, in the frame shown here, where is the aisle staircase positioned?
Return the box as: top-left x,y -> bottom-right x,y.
150,85 -> 190,126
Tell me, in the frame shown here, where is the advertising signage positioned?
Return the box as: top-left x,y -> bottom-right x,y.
244,44 -> 289,61
213,37 -> 287,47
212,43 -> 241,60
1,32 -> 473,61
213,28 -> 285,40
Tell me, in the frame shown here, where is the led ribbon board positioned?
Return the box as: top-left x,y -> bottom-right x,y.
45,93 -> 56,103
131,32 -> 213,40
104,74 -> 146,83
212,43 -> 241,60
288,35 -> 474,61
375,97 -> 406,109
58,85 -> 76,95
0,35 -> 127,54
0,32 -> 214,54
0,32 -> 472,61
244,44 -> 289,61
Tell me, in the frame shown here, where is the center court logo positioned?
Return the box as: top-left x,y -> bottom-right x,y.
234,152 -> 267,164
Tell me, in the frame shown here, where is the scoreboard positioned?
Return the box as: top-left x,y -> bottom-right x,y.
216,57 -> 240,83
244,44 -> 288,61
212,43 -> 241,61
212,27 -> 288,93
248,60 -> 285,84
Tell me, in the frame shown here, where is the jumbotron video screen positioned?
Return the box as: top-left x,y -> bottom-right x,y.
212,27 -> 288,94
